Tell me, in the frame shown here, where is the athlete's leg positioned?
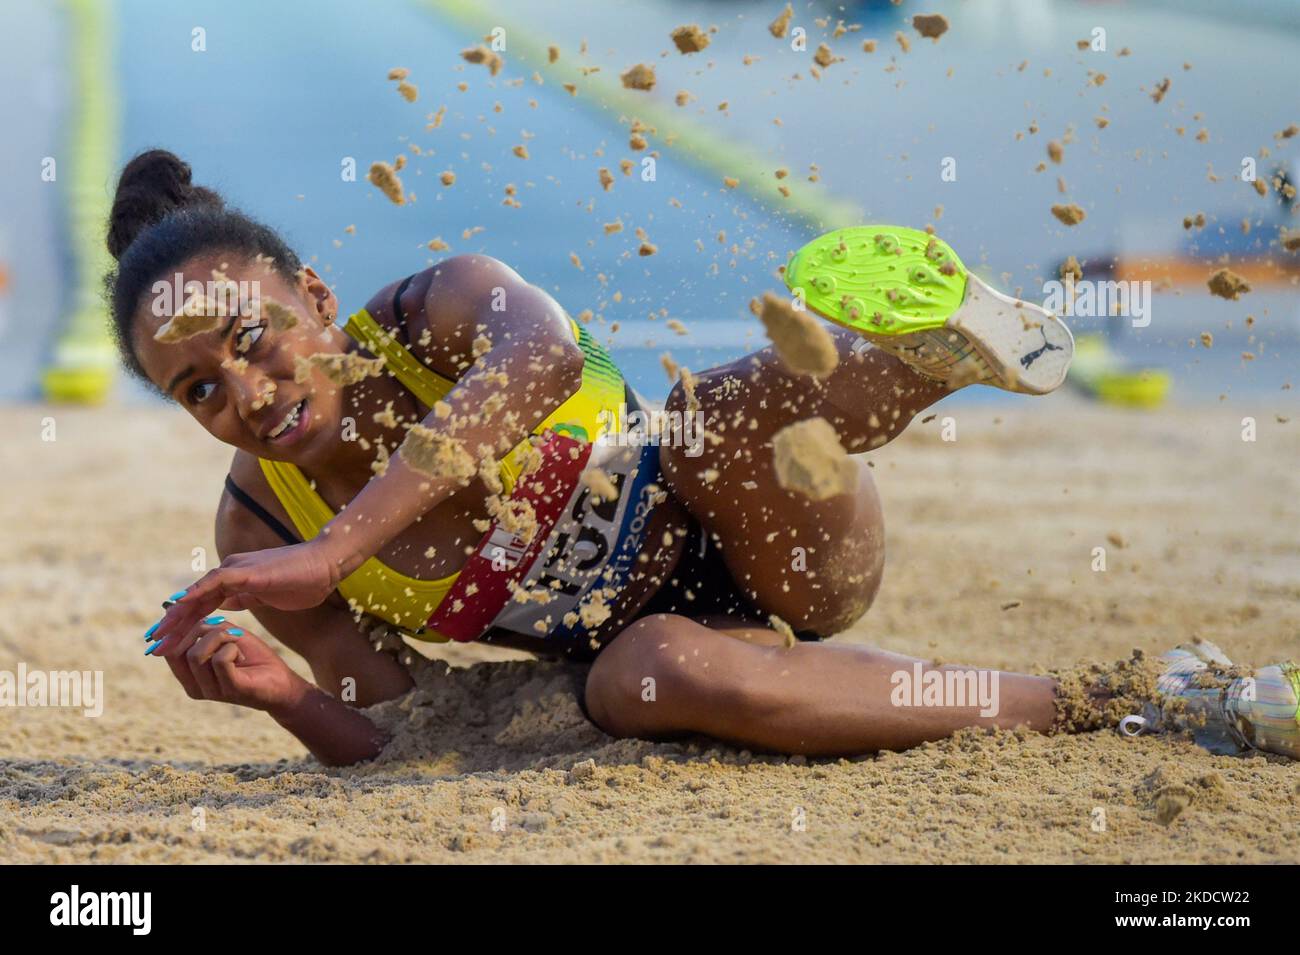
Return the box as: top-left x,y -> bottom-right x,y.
584,613 -> 1057,754
659,331 -> 945,634
680,326 -> 947,454
659,223 -> 1075,635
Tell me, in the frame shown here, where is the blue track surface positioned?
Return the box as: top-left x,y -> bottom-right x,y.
113,0 -> 821,401
3,0 -> 1297,407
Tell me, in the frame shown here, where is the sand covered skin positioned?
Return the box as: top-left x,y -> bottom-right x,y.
3,406 -> 1297,863
257,296 -> 299,332
153,294 -> 225,343
153,270 -> 252,342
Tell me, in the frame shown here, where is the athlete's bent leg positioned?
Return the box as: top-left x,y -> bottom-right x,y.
583,614 -> 1058,755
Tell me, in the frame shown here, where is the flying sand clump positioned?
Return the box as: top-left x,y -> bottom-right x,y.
772,417 -> 857,502
620,64 -> 657,91
294,353 -> 387,387
485,495 -> 540,545
581,468 -> 620,503
757,292 -> 839,378
258,297 -> 299,331
399,425 -> 479,485
368,161 -> 405,205
813,44 -> 838,69
387,67 -> 417,102
912,14 -> 949,41
154,293 -> 225,342
1206,268 -> 1250,300
1050,203 -> 1086,226
671,25 -> 710,54
769,4 -> 793,39
461,45 -> 503,76
155,268 -> 291,343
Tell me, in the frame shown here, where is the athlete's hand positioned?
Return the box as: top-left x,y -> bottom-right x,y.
152,539 -> 345,647
152,618 -> 308,713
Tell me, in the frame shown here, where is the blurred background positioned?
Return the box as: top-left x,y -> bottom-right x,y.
1,0 -> 1297,408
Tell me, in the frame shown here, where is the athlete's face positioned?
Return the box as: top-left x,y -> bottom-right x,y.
133,252 -> 350,465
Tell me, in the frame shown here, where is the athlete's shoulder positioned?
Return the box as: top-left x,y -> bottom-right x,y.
360,256 -> 536,372
362,256 -> 523,326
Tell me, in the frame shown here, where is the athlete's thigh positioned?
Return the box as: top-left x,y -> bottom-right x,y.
705,464 -> 886,634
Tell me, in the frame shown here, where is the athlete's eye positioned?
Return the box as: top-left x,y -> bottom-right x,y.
236,321 -> 265,354
188,381 -> 217,404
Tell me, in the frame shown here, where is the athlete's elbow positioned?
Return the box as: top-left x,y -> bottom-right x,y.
534,336 -> 585,402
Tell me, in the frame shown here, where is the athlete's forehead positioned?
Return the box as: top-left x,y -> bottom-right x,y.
131,252 -> 291,393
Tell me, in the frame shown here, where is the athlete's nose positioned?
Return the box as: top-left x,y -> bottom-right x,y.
226,363 -> 277,425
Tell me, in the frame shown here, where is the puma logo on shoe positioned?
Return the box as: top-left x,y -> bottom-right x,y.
1020,329 -> 1064,369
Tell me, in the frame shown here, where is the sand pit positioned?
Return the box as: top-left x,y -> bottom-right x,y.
1,403 -> 1297,863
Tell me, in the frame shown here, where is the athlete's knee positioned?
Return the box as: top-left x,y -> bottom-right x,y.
750,576 -> 878,638
584,614 -> 713,737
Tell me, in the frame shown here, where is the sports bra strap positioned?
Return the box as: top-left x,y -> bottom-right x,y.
223,475 -> 301,546
390,273 -> 415,347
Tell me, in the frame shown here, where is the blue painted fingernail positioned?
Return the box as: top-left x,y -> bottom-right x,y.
202,616 -> 225,625
228,628 -> 244,637
168,591 -> 187,601
145,638 -> 164,656
144,621 -> 160,639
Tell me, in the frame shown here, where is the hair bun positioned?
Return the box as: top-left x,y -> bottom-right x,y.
106,149 -> 223,260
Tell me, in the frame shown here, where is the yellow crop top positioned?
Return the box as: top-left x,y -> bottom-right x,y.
258,308 -> 625,639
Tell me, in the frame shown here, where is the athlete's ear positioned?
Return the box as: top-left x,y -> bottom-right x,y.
297,266 -> 339,326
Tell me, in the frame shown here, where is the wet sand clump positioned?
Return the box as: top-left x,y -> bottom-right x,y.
671,25 -> 710,54
367,162 -> 405,205
1207,269 -> 1250,300
620,64 -> 656,91
1051,203 -> 1086,226
772,417 -> 857,501
294,353 -> 386,387
912,14 -> 949,41
758,292 -> 838,378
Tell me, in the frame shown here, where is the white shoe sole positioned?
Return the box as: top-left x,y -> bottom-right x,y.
945,274 -> 1075,395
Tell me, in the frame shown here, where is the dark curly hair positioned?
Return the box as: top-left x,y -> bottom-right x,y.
102,149 -> 303,391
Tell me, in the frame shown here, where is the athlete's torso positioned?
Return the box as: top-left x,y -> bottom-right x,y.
220,269 -> 688,657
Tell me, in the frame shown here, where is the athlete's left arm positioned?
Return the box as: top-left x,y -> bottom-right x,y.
152,256 -> 585,638
322,254 -> 586,571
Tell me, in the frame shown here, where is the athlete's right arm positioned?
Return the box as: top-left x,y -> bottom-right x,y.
212,465 -> 416,706
163,473 -> 418,764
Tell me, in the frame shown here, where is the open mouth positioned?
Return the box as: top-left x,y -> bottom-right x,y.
265,398 -> 310,445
